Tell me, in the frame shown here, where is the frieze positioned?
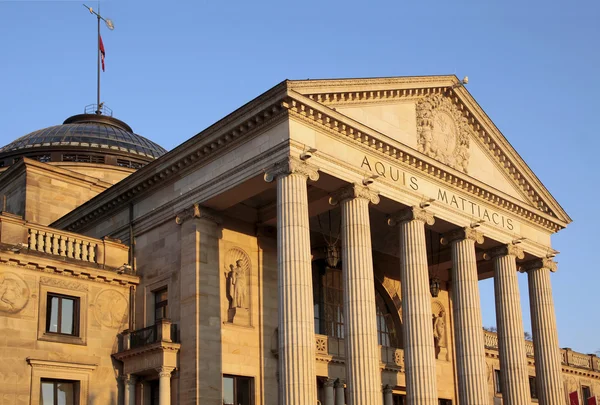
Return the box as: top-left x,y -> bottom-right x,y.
40,276 -> 89,292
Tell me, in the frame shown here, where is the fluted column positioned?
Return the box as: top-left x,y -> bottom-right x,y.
265,157 -> 319,405
157,367 -> 174,405
334,379 -> 345,405
323,379 -> 335,405
441,228 -> 488,404
522,258 -> 565,404
330,184 -> 381,405
486,244 -> 529,404
383,385 -> 393,405
388,207 -> 437,405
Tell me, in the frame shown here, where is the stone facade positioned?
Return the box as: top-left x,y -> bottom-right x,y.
0,75 -> 598,405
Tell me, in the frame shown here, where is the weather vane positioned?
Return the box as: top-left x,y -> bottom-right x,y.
82,3 -> 114,115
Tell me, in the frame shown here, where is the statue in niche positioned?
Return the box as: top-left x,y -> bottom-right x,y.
228,259 -> 247,309
431,301 -> 447,360
224,248 -> 251,325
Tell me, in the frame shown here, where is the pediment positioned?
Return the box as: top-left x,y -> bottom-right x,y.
287,76 -> 571,228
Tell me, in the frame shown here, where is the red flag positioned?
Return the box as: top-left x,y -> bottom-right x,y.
570,391 -> 579,405
99,35 -> 105,72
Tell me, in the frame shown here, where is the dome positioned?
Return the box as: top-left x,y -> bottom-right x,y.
0,113 -> 167,169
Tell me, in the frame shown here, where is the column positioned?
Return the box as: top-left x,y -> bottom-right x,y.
122,375 -> 136,405
176,204 -> 222,405
486,244 -> 529,404
330,184 -> 381,405
522,258 -> 565,404
323,379 -> 335,405
264,157 -> 319,405
383,385 -> 393,405
334,379 -> 345,405
157,367 -> 174,405
441,228 -> 488,404
388,207 -> 437,405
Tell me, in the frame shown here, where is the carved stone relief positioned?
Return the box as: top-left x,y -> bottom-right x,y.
0,271 -> 29,313
416,93 -> 472,173
224,247 -> 251,325
431,300 -> 447,360
40,276 -> 89,292
94,289 -> 128,328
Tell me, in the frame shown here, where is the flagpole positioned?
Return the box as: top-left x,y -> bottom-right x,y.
96,8 -> 101,114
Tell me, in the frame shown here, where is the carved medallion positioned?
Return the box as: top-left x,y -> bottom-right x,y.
416,93 -> 472,173
0,271 -> 29,313
94,289 -> 128,328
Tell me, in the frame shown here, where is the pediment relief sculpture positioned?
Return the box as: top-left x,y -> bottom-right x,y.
417,93 -> 472,174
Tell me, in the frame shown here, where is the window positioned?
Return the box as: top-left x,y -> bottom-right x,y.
529,376 -> 538,399
494,370 -> 502,394
154,288 -> 168,323
392,394 -> 405,405
438,400 -> 452,405
46,294 -> 79,336
223,375 -> 253,405
582,386 -> 592,401
40,379 -> 78,405
313,266 -> 399,346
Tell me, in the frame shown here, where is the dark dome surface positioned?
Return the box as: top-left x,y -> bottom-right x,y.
0,114 -> 167,159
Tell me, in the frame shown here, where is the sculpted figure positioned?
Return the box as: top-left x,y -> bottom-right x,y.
229,259 -> 247,308
0,274 -> 22,310
432,309 -> 446,349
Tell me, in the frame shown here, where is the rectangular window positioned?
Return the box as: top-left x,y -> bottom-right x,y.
392,394 -> 405,405
494,370 -> 502,394
529,376 -> 538,399
40,379 -> 78,405
582,386 -> 591,401
438,400 -> 452,405
154,288 -> 168,323
223,375 -> 253,405
46,294 -> 79,336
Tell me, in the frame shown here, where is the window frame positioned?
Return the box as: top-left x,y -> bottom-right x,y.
528,376 -> 538,399
46,293 -> 80,336
582,386 -> 591,401
38,283 -> 87,345
40,378 -> 79,405
494,370 -> 502,394
153,287 -> 168,323
222,374 -> 254,405
28,359 -> 94,405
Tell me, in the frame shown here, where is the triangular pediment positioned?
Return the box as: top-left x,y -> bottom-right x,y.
286,76 -> 571,228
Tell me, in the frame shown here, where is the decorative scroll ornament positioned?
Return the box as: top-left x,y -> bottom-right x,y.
519,257 -> 558,273
328,183 -> 380,206
0,271 -> 29,314
263,156 -> 319,183
484,244 -> 525,260
387,206 -> 435,226
416,93 -> 472,173
440,227 -> 484,245
175,203 -> 222,225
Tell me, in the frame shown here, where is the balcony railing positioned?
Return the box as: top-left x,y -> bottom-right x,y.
0,212 -> 129,270
124,320 -> 179,351
483,330 -> 599,371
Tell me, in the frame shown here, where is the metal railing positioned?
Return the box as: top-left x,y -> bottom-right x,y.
130,324 -> 158,349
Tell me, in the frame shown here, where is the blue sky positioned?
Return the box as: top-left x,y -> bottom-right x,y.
1,0 -> 598,352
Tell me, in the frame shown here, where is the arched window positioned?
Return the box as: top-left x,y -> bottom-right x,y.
313,266 -> 399,347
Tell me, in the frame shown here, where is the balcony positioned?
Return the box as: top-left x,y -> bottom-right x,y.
113,319 -> 180,375
483,330 -> 600,372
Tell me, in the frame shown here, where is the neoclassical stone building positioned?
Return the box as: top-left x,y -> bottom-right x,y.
0,76 -> 598,405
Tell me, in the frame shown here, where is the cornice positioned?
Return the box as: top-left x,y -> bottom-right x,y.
284,90 -> 567,232
112,341 -> 181,361
0,249 -> 139,286
292,82 -> 570,227
27,358 -> 98,372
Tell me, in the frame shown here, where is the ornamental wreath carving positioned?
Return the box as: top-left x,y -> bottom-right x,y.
0,271 -> 29,314
416,93 -> 472,173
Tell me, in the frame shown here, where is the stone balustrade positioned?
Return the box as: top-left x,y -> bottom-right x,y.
0,212 -> 129,270
484,330 -> 597,371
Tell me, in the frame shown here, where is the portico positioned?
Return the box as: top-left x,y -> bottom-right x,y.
51,76 -> 584,405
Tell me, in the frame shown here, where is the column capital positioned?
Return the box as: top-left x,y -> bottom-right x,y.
264,156 -> 319,183
383,384 -> 393,394
387,206 -> 435,227
519,257 -> 557,273
119,374 -> 136,385
157,366 -> 175,378
484,244 -> 524,260
175,203 -> 222,225
440,227 -> 484,245
333,378 -> 345,389
329,183 -> 380,206
323,378 -> 336,388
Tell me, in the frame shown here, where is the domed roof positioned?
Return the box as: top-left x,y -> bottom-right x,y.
0,114 -> 166,160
